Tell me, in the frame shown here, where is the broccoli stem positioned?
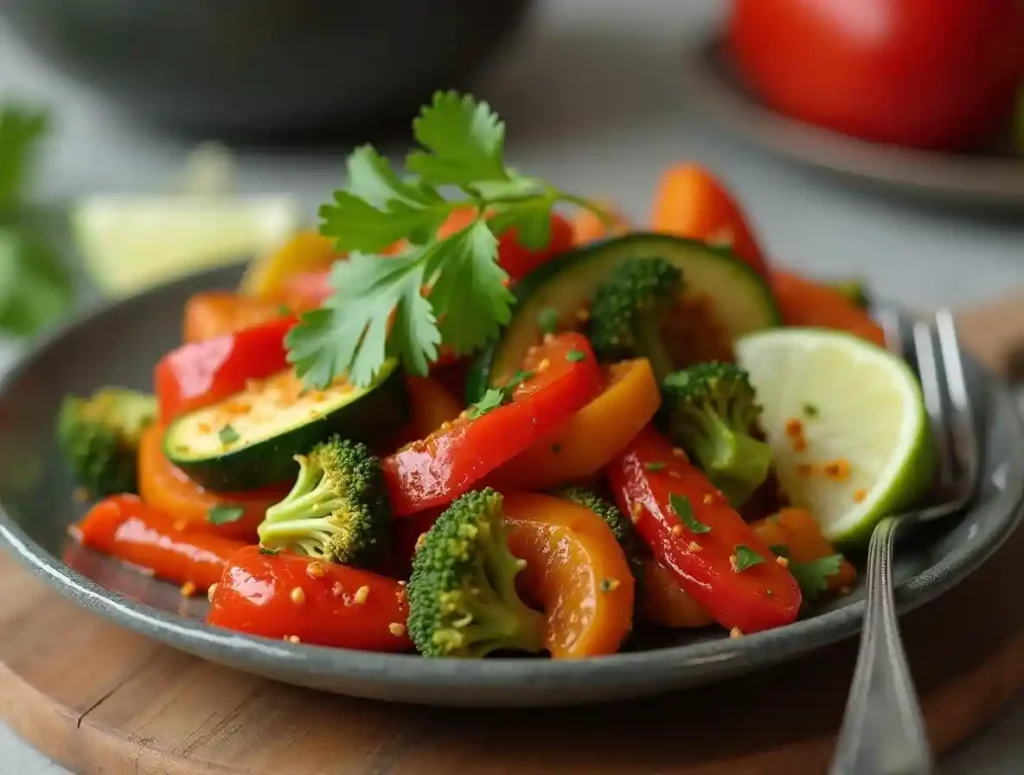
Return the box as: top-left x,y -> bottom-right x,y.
712,433 -> 772,507
454,584 -> 545,657
634,310 -> 676,384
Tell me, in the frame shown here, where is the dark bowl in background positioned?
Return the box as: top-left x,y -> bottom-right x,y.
1,0 -> 534,136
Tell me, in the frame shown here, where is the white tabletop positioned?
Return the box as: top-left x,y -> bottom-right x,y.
1,0 -> 1023,772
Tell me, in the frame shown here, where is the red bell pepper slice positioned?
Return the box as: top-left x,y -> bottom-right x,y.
207,546 -> 412,651
154,315 -> 297,423
383,332 -> 603,517
74,495 -> 248,591
606,426 -> 802,633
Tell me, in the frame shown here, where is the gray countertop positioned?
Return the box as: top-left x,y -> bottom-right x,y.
1,0 -> 1022,772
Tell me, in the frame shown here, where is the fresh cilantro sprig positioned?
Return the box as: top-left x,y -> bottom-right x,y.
287,91 -> 612,388
0,104 -> 74,338
790,555 -> 844,601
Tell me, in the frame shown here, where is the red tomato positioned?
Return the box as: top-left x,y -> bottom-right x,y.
207,546 -> 412,651
75,495 -> 248,590
438,208 -> 575,282
154,316 -> 296,424
727,0 -> 1024,150
383,332 -> 603,517
605,426 -> 802,633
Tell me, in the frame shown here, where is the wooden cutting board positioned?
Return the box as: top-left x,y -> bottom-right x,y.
1,294 -> 1023,775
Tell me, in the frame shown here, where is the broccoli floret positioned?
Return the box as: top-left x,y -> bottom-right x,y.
588,256 -> 684,382
257,435 -> 390,568
557,487 -> 645,589
407,488 -> 545,658
57,387 -> 157,496
659,362 -> 772,508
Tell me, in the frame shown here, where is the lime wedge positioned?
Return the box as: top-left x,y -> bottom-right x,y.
735,327 -> 934,545
72,194 -> 302,297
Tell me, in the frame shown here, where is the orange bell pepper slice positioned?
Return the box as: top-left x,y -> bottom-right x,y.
651,163 -> 771,281
771,270 -> 886,347
137,424 -> 283,541
489,358 -> 661,491
639,556 -> 714,629
751,508 -> 857,594
183,292 -> 290,343
502,491 -> 635,658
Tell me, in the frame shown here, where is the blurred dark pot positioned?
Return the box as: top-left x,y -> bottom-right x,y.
1,0 -> 534,135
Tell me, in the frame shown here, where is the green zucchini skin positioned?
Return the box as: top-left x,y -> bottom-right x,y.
466,233 -> 781,403
164,362 -> 409,491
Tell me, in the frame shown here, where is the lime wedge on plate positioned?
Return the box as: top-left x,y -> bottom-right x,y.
72,194 -> 301,297
735,328 -> 934,545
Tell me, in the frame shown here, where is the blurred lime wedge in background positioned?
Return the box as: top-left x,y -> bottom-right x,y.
736,328 -> 934,545
71,194 -> 302,297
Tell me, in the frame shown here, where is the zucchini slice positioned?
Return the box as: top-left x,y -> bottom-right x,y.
164,360 -> 409,490
467,233 -> 781,401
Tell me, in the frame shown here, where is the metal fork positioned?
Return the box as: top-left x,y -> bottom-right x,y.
829,309 -> 981,775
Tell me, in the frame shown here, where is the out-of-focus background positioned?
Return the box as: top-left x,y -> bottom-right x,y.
0,0 -> 1021,771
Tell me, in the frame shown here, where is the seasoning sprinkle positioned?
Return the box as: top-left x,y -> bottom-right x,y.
852,488 -> 867,503
729,627 -> 743,639
599,578 -> 621,593
353,585 -> 370,604
389,623 -> 406,637
290,587 -> 306,605
180,581 -> 197,598
207,583 -> 218,602
306,560 -> 327,579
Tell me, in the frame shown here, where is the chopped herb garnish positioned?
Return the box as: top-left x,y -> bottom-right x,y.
790,555 -> 844,601
565,349 -> 586,363
466,387 -> 510,419
207,504 -> 245,525
645,461 -> 666,472
670,493 -> 710,534
802,402 -> 820,419
537,307 -> 559,335
599,578 -> 620,593
218,424 -> 240,445
732,545 -> 764,572
258,545 -> 283,556
505,369 -> 535,390
769,544 -> 791,559
284,91 -> 612,389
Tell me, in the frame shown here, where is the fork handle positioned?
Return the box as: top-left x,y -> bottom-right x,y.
829,517 -> 933,775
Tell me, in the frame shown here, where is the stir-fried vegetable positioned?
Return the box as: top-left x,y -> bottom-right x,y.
56,90 -> 883,662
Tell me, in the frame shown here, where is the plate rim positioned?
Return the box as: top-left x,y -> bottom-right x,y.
1,266 -> 1023,702
680,34 -> 1024,208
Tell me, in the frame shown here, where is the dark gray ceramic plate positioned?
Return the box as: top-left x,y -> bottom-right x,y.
680,37 -> 1024,211
0,265 -> 1022,708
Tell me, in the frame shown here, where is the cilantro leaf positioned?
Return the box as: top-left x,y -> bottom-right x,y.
258,545 -> 282,556
207,504 -> 245,525
487,197 -> 553,250
0,106 -> 48,211
290,91 -> 614,390
287,252 -> 438,387
466,387 -> 509,419
407,92 -> 508,185
218,424 -> 240,445
537,307 -> 558,335
319,192 -> 443,253
790,555 -> 844,601
670,493 -> 710,534
769,543 -> 791,559
732,545 -> 764,572
425,219 -> 512,355
345,145 -> 440,210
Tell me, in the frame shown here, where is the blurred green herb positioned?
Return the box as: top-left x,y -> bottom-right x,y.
0,104 -> 73,338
